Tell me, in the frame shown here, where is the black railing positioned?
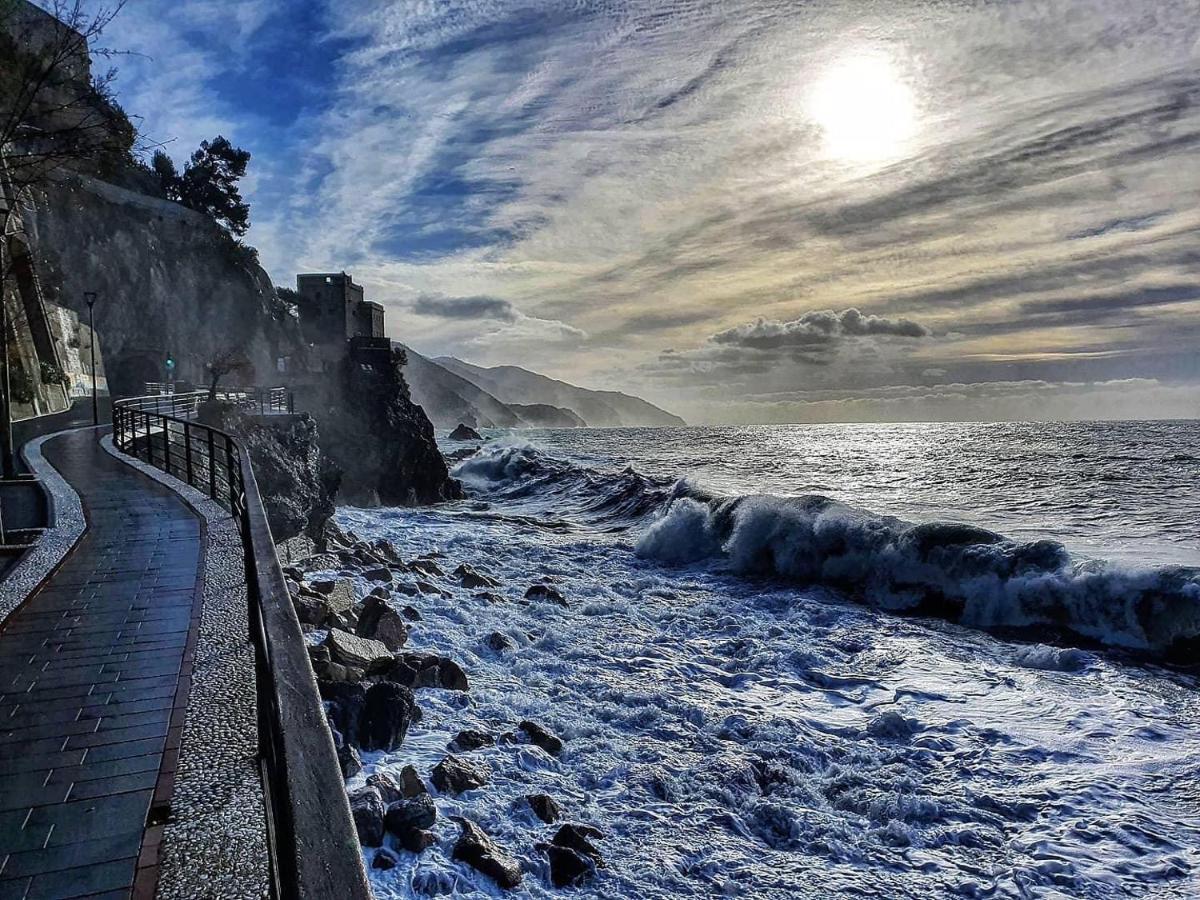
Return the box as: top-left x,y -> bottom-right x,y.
111,393 -> 369,900
141,385 -> 294,417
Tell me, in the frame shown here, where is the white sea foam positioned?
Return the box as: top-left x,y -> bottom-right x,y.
340,423 -> 1200,898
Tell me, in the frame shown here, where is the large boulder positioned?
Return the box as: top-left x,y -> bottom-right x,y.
356,595 -> 410,650
454,563 -> 499,589
449,423 -> 483,441
525,584 -> 568,607
325,629 -> 393,674
519,720 -> 564,756
348,787 -> 386,846
431,755 -> 490,795
399,765 -> 427,797
526,794 -> 561,824
449,728 -> 494,752
367,771 -> 405,804
552,824 -> 605,868
359,682 -> 418,752
541,843 -> 594,888
390,652 -> 470,691
452,818 -> 522,889
384,794 -> 437,836
321,681 -> 366,745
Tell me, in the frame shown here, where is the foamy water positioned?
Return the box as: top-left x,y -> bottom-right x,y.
328,421 -> 1200,898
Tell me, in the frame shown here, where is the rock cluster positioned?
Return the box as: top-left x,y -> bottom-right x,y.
292,521 -> 605,891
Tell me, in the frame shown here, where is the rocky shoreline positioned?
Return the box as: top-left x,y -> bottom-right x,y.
285,520 -> 606,891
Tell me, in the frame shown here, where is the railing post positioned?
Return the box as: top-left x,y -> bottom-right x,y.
208,427 -> 217,500
184,421 -> 193,489
225,435 -> 237,511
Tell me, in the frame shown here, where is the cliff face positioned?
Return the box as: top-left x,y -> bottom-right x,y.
306,348 -> 461,507
24,173 -> 460,520
24,174 -> 302,396
200,403 -> 339,543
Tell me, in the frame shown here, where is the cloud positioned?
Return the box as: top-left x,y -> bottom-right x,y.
712,309 -> 929,351
411,294 -> 517,322
106,0 -> 1200,423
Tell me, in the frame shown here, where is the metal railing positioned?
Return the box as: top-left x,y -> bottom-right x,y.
111,393 -> 369,900
141,385 -> 294,417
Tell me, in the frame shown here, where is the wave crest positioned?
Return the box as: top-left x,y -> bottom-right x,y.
637,493 -> 1200,660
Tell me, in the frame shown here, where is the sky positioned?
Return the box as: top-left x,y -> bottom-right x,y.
97,0 -> 1200,424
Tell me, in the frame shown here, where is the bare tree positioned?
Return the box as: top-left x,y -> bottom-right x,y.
0,0 -> 138,474
206,346 -> 254,401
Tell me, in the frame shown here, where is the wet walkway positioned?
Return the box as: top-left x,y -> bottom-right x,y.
0,427 -> 203,899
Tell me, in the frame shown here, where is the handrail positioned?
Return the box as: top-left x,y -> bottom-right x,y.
133,386 -> 294,417
111,394 -> 370,900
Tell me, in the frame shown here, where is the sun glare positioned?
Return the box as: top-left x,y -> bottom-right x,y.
808,52 -> 917,164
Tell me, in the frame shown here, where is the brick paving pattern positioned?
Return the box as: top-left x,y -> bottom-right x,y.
0,428 -> 203,899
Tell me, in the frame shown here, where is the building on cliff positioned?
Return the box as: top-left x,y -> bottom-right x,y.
295,272 -> 387,372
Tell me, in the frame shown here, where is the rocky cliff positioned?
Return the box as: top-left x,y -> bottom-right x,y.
304,347 -> 462,508
24,174 -> 299,396
23,172 -> 460,526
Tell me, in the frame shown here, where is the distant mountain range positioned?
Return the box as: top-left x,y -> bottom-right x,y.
397,345 -> 685,429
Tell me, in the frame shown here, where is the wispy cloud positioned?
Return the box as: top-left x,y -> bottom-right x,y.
105,0 -> 1200,421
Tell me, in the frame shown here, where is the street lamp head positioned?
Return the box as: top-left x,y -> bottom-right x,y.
84,291 -> 97,309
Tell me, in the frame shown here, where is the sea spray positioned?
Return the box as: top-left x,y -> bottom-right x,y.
637,491 -> 1200,658
450,443 -> 1200,659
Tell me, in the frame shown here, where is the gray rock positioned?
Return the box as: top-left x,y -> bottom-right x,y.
541,843 -> 594,887
325,628 -> 393,674
411,558 -> 445,578
359,682 -> 418,752
356,596 -> 410,650
399,764 -> 427,798
401,605 -> 422,621
348,787 -> 386,846
431,755 -> 490,795
454,563 -> 499,589
337,742 -> 362,779
452,817 -> 522,889
524,584 -> 568,607
390,652 -> 470,691
384,794 -> 436,835
367,771 -> 406,804
363,566 -> 393,583
485,631 -> 515,653
527,793 -> 561,824
399,828 -> 436,853
449,728 -> 495,752
519,720 -> 564,756
372,847 -> 400,870
552,824 -> 605,868
312,578 -> 357,616
292,591 -> 328,626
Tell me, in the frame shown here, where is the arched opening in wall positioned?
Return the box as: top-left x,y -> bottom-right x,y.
108,351 -> 164,397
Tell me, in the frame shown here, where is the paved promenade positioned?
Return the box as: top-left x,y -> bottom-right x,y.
0,428 -> 203,899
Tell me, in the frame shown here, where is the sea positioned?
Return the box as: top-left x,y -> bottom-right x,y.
329,420 -> 1200,899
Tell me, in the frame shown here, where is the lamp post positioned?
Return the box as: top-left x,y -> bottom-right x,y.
84,292 -> 97,426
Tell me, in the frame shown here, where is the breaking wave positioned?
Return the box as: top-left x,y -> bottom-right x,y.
453,444 -> 1200,660
453,444 -> 672,528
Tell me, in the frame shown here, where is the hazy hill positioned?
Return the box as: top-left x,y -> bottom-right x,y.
434,357 -> 686,427
400,345 -> 523,428
400,346 -> 589,429
508,403 -> 587,428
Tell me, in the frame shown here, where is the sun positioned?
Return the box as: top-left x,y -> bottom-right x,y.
808,52 -> 917,164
